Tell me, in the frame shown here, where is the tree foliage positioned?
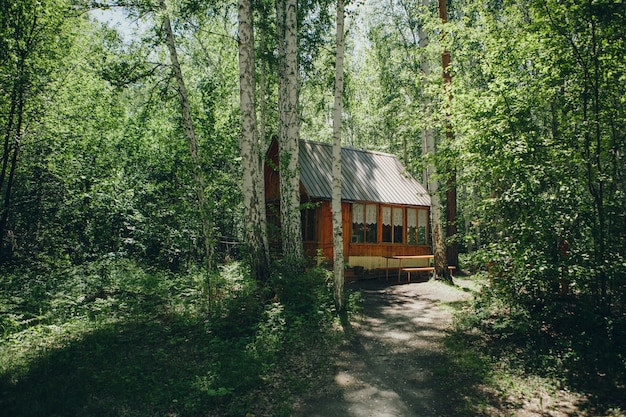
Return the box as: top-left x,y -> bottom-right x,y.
451,0 -> 625,307
445,0 -> 626,393
0,0 -> 624,404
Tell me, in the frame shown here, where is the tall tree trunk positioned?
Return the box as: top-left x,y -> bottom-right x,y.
423,123 -> 450,281
256,11 -> 271,266
420,0 -> 451,283
0,86 -> 18,197
439,0 -> 458,268
0,56 -> 25,258
0,88 -> 23,255
276,0 -> 303,268
238,0 -> 270,281
332,0 -> 346,312
161,0 -> 214,271
258,35 -> 267,146
588,0 -> 606,306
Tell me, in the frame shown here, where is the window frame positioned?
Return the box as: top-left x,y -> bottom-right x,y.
351,203 -> 429,246
301,205 -> 318,242
351,203 -> 378,243
406,207 -> 429,245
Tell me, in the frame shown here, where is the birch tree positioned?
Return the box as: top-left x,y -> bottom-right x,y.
420,0 -> 451,283
331,0 -> 346,311
238,0 -> 270,281
276,0 -> 304,267
160,0 -> 214,271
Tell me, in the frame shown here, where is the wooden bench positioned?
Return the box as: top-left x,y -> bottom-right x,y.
401,266 -> 456,283
377,266 -> 402,281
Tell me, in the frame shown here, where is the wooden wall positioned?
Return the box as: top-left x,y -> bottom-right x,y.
311,200 -> 431,269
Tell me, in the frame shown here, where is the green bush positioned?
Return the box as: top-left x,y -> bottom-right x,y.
0,258 -> 345,416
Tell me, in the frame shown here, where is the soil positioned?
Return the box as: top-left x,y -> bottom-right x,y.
292,277 -> 588,417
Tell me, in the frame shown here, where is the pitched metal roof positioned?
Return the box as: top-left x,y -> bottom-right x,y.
298,140 -> 431,207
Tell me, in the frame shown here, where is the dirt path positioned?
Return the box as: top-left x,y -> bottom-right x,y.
294,278 -> 476,417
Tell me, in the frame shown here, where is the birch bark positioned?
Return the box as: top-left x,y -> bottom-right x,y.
420,0 -> 451,283
238,0 -> 270,280
276,0 -> 303,266
332,0 -> 346,311
161,0 -> 214,271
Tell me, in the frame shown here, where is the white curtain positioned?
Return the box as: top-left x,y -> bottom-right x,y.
418,209 -> 427,227
352,203 -> 364,224
366,204 -> 377,224
393,207 -> 403,226
407,208 -> 417,228
382,206 -> 392,226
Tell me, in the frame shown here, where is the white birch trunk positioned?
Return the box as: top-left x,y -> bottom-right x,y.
419,0 -> 451,283
332,0 -> 346,312
161,0 -> 214,271
238,0 -> 270,280
277,0 -> 303,265
429,160 -> 450,281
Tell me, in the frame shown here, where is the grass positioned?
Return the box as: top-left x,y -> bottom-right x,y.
2,318 -> 218,416
7,259 -> 623,417
0,259 -> 341,417
436,274 -> 626,417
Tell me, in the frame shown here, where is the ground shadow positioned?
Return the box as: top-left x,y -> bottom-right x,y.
0,315 -> 258,417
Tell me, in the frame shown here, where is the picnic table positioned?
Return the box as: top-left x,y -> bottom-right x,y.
383,255 -> 456,283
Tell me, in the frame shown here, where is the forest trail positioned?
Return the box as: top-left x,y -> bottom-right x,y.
293,277 -> 477,417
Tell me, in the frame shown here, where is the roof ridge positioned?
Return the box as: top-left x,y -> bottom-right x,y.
300,139 -> 396,158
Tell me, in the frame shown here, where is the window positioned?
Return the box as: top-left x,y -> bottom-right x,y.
407,208 -> 417,245
366,204 -> 378,243
382,207 -> 392,242
417,209 -> 428,245
353,204 -> 427,245
393,207 -> 403,243
352,204 -> 365,243
352,203 -> 377,243
301,207 -> 317,242
407,208 -> 428,245
382,206 -> 403,243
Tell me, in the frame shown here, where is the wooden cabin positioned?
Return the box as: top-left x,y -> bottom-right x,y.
264,139 -> 431,271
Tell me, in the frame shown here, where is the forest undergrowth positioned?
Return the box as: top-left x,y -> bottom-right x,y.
2,257 -> 625,416
445,268 -> 626,416
0,258 -> 345,417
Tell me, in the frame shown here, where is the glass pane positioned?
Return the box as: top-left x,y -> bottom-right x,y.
393,207 -> 403,243
352,204 -> 364,243
305,208 -> 316,241
408,226 -> 417,245
382,206 -> 392,226
393,207 -> 403,226
352,223 -> 364,243
418,226 -> 426,245
382,207 -> 392,242
407,208 -> 417,245
418,209 -> 428,244
394,224 -> 403,243
366,205 -> 377,243
366,226 -> 377,243
418,209 -> 427,227
352,204 -> 364,224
